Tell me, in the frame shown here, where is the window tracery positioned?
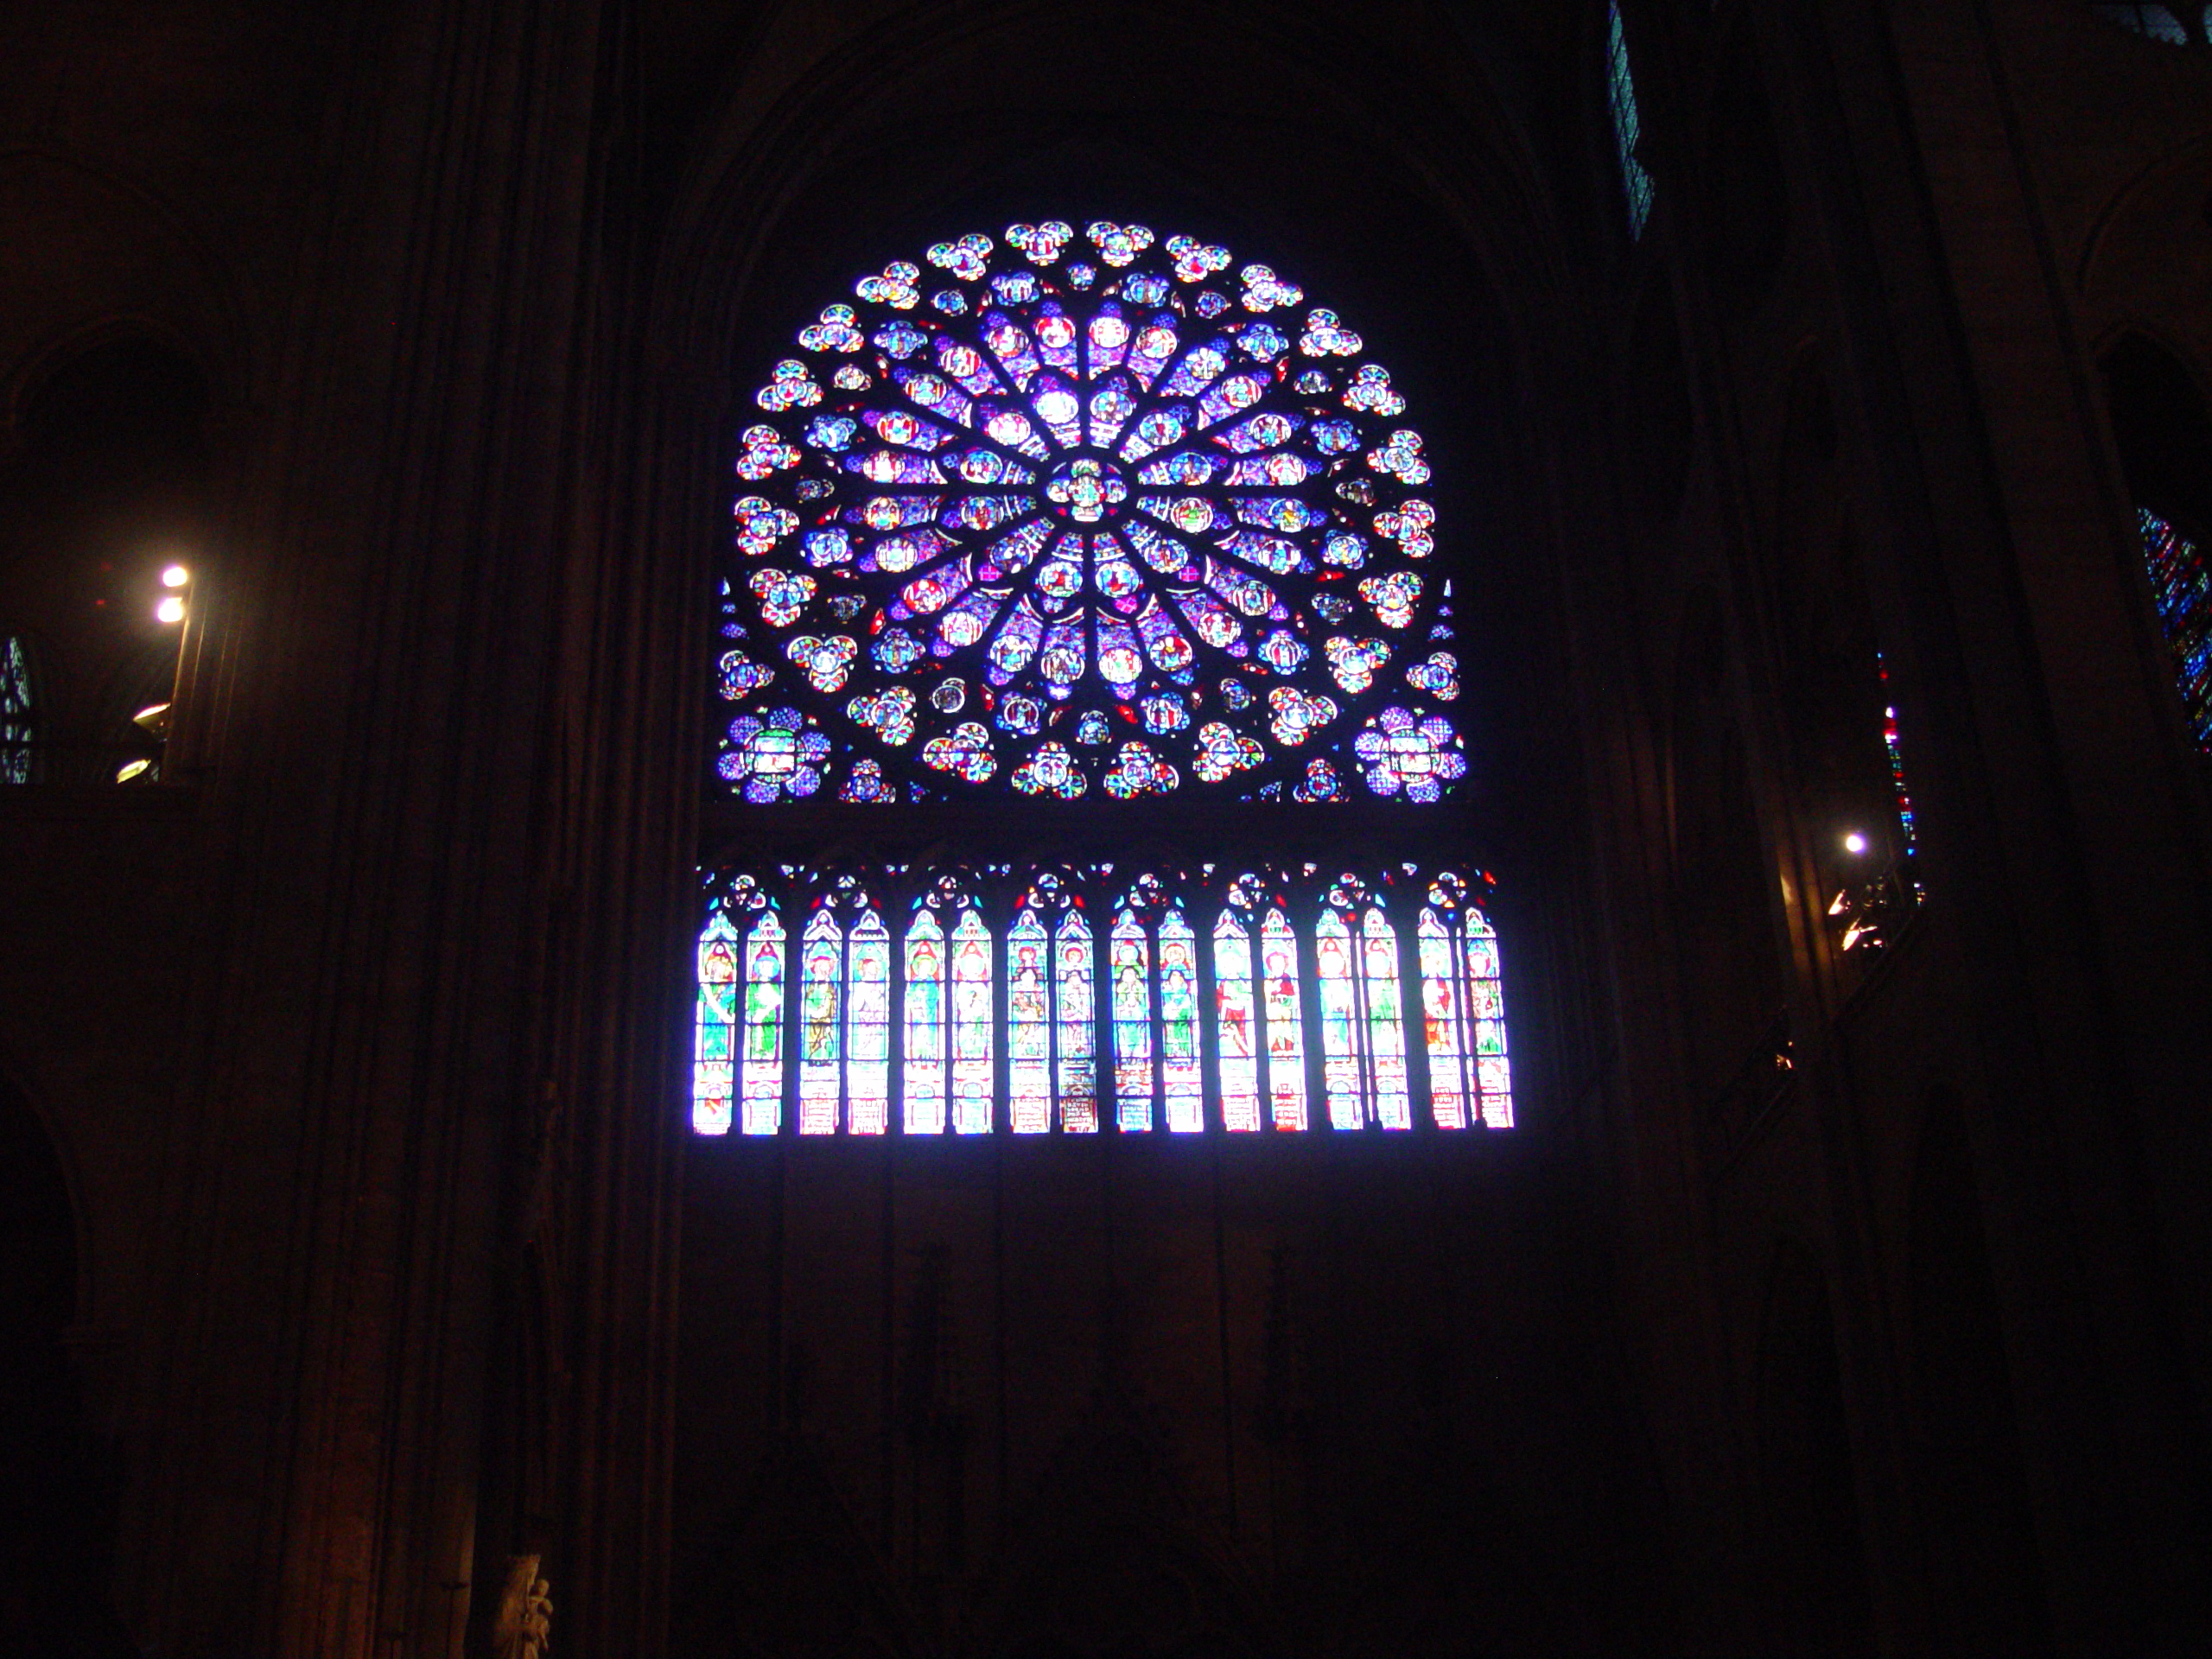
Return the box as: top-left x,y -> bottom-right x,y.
712,221 -> 1460,804
694,864 -> 1511,1137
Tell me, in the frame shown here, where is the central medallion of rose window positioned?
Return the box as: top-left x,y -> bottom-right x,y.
1044,456 -> 1129,524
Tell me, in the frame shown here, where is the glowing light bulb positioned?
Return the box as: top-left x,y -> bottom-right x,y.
1843,832 -> 1868,855
156,595 -> 187,625
161,564 -> 190,588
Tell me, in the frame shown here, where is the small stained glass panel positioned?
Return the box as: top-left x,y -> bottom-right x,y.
1215,911 -> 1262,1133
1056,910 -> 1098,1132
798,909 -> 842,1135
1111,909 -> 1154,1131
741,909 -> 787,1135
1606,3 -> 1655,239
1160,910 -> 1204,1133
1,636 -> 33,785
1316,908 -> 1363,1131
1361,909 -> 1411,1130
951,908 -> 995,1134
904,910 -> 949,1134
1008,907 -> 1052,1133
848,909 -> 892,1134
1260,908 -> 1309,1132
2138,508 -> 2212,753
694,912 -> 741,1135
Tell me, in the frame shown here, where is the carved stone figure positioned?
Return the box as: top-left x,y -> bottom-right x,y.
492,1554 -> 551,1659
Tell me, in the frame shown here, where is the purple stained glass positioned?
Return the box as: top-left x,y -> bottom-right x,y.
716,222 -> 1462,800
2138,509 -> 2212,753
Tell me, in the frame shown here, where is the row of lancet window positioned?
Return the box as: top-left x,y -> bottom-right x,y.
693,865 -> 1511,1136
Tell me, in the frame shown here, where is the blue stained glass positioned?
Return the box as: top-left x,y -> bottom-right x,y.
1160,910 -> 1204,1132
693,866 -> 1510,1138
2139,509 -> 2212,753
1606,3 -> 1656,239
1111,909 -> 1154,1130
1008,908 -> 1053,1132
718,221 -> 1461,802
2,636 -> 34,785
2093,4 -> 2200,43
741,908 -> 786,1135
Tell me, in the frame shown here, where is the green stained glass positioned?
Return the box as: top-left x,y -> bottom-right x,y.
741,909 -> 786,1135
848,909 -> 891,1135
1111,909 -> 1154,1131
904,910 -> 948,1134
950,908 -> 994,1133
799,909 -> 842,1135
1418,908 -> 1468,1130
1008,907 -> 1052,1133
1317,909 -> 1362,1130
694,910 -> 741,1135
1055,911 -> 1097,1132
1160,910 -> 1203,1133
1362,909 -> 1410,1130
1260,908 -> 1308,1132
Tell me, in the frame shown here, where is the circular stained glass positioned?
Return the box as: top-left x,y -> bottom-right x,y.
714,220 -> 1464,803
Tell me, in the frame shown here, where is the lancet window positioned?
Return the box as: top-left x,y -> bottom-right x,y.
693,865 -> 1510,1135
1606,3 -> 1656,240
1,637 -> 33,785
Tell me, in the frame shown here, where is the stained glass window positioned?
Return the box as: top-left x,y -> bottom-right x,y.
1606,3 -> 1656,240
698,875 -> 787,1137
1315,876 -> 1414,1130
2137,509 -> 2212,753
1215,909 -> 1262,1132
2092,4 -> 2211,44
696,866 -> 1512,1137
1,636 -> 32,785
712,221 -> 1461,804
697,228 -> 1515,1141
904,907 -> 949,1134
1260,906 -> 1310,1132
1416,873 -> 1514,1130
1159,909 -> 1204,1133
1111,901 -> 1156,1131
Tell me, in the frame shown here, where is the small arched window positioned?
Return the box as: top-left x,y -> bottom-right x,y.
2102,335 -> 2212,754
1,635 -> 35,783
697,222 -> 1510,1137
2093,4 -> 2212,45
1606,3 -> 1656,240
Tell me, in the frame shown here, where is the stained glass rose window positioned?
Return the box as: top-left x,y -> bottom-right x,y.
712,220 -> 1463,802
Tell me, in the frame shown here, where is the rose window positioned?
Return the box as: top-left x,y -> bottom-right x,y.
712,220 -> 1462,802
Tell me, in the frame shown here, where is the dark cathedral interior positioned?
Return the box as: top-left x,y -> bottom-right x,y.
7,3 -> 2212,1655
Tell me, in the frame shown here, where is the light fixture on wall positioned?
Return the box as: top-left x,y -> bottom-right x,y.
155,562 -> 191,624
1842,830 -> 1868,855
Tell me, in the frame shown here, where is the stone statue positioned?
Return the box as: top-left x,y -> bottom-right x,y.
492,1554 -> 552,1659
